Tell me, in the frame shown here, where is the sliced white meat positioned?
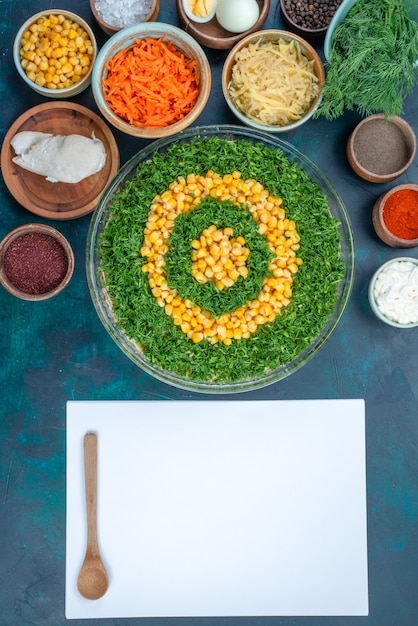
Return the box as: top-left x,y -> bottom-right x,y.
11,131 -> 107,183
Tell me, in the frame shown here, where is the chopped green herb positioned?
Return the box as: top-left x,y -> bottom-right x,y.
98,137 -> 345,384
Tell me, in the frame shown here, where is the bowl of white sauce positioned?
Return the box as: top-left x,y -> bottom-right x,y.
368,257 -> 418,328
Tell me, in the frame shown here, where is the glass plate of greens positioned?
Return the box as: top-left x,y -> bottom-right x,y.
86,125 -> 354,393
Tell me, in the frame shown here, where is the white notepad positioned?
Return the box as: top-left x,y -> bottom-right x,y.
66,399 -> 368,619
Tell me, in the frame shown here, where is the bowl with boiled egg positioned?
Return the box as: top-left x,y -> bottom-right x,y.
176,0 -> 270,49
222,29 -> 325,132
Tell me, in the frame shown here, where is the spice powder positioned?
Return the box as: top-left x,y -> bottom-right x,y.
4,232 -> 68,295
353,119 -> 410,175
383,189 -> 418,240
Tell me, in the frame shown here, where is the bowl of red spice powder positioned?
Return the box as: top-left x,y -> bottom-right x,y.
0,224 -> 74,301
372,184 -> 418,249
346,114 -> 416,183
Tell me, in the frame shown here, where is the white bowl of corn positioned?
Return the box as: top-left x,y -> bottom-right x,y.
13,10 -> 97,98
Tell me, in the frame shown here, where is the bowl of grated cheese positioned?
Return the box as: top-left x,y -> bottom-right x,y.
222,29 -> 324,132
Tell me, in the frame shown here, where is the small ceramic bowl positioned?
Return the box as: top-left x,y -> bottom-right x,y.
90,0 -> 160,36
280,0 -> 341,39
372,184 -> 418,248
13,10 -> 97,98
346,115 -> 416,183
91,23 -> 211,139
0,224 -> 74,301
222,30 -> 324,132
176,0 -> 269,50
368,257 -> 418,328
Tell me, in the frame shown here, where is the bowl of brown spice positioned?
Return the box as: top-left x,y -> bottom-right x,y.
372,184 -> 418,248
346,114 -> 416,183
0,224 -> 74,301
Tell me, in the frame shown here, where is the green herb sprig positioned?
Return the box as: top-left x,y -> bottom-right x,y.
316,0 -> 418,120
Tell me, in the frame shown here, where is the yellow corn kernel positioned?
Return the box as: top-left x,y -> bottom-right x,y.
34,74 -> 46,86
228,268 -> 240,281
25,60 -> 37,72
25,50 -> 36,62
61,62 -> 72,74
181,321 -> 192,334
222,277 -> 235,288
194,271 -> 206,283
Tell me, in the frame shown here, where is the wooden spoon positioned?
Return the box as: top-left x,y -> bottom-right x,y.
77,433 -> 109,600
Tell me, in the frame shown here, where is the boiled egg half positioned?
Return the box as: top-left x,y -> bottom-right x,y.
183,0 -> 217,23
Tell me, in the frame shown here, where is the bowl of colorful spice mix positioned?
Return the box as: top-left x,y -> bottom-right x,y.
90,0 -> 160,37
91,23 -> 211,139
86,125 -> 354,393
372,184 -> 418,249
280,0 -> 344,39
222,30 -> 324,133
368,257 -> 418,328
346,114 -> 417,183
0,224 -> 74,301
13,10 -> 97,98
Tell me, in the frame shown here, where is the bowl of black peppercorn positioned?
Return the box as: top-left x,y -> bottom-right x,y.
280,0 -> 344,39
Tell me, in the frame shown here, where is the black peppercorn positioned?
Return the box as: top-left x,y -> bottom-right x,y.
283,0 -> 343,31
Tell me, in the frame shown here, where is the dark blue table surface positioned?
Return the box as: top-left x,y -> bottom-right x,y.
1,1 -> 417,625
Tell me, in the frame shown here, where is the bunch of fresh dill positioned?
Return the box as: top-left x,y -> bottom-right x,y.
316,0 -> 418,120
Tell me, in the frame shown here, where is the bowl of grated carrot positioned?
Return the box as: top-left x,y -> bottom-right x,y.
222,29 -> 324,133
91,23 -> 212,139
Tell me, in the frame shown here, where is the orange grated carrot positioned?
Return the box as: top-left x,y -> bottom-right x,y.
103,36 -> 200,129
